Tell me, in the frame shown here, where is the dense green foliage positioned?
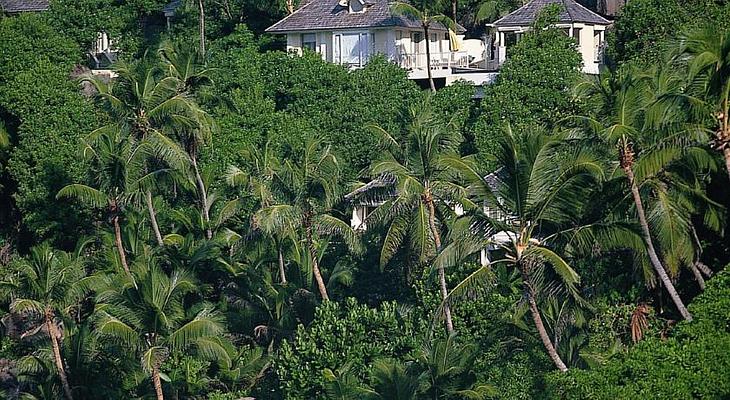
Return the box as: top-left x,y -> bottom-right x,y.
474,9 -> 582,167
546,264 -> 730,399
608,0 -> 730,65
0,0 -> 729,399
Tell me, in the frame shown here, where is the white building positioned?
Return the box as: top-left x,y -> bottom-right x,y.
487,0 -> 611,74
265,0 -> 497,86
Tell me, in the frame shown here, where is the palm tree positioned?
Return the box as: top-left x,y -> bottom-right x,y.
637,65 -> 724,291
364,358 -> 422,400
83,59 -> 196,246
443,126 -> 605,372
158,40 -> 213,95
260,139 -> 360,301
416,334 -> 494,399
474,0 -> 519,23
93,249 -> 229,400
573,68 -> 695,321
677,28 -> 730,179
0,244 -> 92,400
57,130 -> 154,275
391,0 -> 456,92
226,142 -> 293,284
361,102 -> 465,333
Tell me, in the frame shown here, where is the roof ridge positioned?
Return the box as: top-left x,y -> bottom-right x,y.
566,0 -> 610,24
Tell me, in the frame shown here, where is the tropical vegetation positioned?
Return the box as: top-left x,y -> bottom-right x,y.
0,0 -> 729,399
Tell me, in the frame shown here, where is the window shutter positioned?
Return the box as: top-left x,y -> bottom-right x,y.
334,34 -> 341,64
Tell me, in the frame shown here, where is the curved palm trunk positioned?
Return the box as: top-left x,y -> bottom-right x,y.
425,196 -> 454,334
190,156 -> 212,240
623,166 -> 693,321
145,191 -> 164,246
690,262 -> 706,290
721,96 -> 729,180
278,246 -> 288,284
525,288 -> 568,372
423,24 -> 436,92
45,308 -> 74,400
198,0 -> 206,56
111,206 -> 131,275
152,365 -> 164,400
305,219 -> 329,301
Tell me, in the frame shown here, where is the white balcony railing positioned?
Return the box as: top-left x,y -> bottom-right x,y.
396,51 -> 470,70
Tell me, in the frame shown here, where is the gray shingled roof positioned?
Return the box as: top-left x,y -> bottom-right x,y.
266,0 -> 460,33
493,0 -> 610,27
0,0 -> 48,12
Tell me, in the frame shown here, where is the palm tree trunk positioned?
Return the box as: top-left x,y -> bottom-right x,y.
525,289 -> 568,372
690,262 -> 706,290
425,195 -> 454,334
306,220 -> 329,301
198,0 -> 206,56
721,95 -> 729,180
695,261 -> 713,278
190,156 -> 212,240
423,24 -> 436,92
45,309 -> 74,400
278,246 -> 287,284
452,0 -> 457,23
152,365 -> 164,400
623,166 -> 693,321
145,191 -> 164,246
111,210 -> 131,275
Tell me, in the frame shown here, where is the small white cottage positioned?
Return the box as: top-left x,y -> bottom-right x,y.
487,0 -> 611,74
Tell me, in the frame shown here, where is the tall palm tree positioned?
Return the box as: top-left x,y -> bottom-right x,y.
93,249 -> 229,400
443,126 -> 605,372
625,65 -> 723,291
83,59 -> 196,246
57,130 -> 154,275
362,102 -> 465,333
226,142 -> 293,284
391,0 -> 456,92
677,28 -> 730,179
0,244 -> 92,400
261,139 -> 361,301
573,68 -> 695,321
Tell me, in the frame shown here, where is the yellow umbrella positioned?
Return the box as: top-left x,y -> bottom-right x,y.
448,29 -> 461,51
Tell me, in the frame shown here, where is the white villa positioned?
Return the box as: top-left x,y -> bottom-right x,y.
265,0 -> 497,86
266,0 -> 613,84
487,0 -> 611,74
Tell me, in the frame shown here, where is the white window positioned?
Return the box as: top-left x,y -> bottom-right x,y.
333,32 -> 374,67
302,33 -> 317,51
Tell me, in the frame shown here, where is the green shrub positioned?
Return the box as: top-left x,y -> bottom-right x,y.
273,298 -> 426,399
545,264 -> 730,399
